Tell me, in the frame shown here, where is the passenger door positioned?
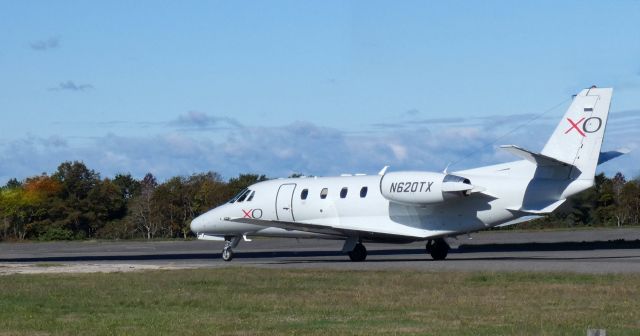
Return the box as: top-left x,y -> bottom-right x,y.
276,183 -> 296,221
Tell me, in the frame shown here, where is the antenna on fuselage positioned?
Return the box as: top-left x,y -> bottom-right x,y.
378,166 -> 389,176
443,163 -> 451,174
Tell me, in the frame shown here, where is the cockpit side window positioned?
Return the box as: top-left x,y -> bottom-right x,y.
247,191 -> 255,202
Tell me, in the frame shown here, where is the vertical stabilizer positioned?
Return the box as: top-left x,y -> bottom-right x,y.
541,87 -> 612,180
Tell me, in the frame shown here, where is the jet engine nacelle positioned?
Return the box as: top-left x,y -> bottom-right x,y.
379,171 -> 473,205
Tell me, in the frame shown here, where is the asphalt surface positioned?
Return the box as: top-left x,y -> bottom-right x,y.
2,228 -> 640,274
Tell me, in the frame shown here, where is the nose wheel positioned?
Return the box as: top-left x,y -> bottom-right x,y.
221,236 -> 241,262
222,246 -> 234,261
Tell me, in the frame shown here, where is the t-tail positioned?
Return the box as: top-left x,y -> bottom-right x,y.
540,86 -> 613,180
500,87 -> 620,184
498,87 -> 627,209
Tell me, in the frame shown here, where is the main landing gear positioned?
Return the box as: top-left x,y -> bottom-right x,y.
348,243 -> 367,262
222,236 -> 242,262
343,237 -> 367,262
426,238 -> 450,260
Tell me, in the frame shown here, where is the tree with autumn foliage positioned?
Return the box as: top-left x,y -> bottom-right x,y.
0,175 -> 62,239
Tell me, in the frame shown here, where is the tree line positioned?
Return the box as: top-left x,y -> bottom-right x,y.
0,161 -> 638,241
0,161 -> 265,241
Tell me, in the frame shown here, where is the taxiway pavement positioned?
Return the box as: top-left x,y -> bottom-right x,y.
1,228 -> 640,274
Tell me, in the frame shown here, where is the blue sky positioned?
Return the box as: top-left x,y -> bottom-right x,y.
1,1 -> 639,184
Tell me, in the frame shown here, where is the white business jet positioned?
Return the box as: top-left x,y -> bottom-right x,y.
191,87 -> 626,261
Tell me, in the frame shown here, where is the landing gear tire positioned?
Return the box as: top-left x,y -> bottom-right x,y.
348,243 -> 367,262
222,247 -> 234,261
427,239 -> 449,261
221,235 -> 240,262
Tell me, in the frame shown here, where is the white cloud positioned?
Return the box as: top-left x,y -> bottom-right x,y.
172,111 -> 241,129
1,114 -> 638,185
388,144 -> 408,161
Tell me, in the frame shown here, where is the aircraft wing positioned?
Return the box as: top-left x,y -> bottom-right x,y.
229,218 -> 346,237
507,199 -> 566,214
494,215 -> 544,228
227,217 -> 435,243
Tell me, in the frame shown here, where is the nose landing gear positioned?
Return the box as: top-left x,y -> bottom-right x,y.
221,235 -> 242,262
222,245 -> 234,261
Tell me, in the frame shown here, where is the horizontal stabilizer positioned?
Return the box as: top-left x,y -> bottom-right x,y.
500,145 -> 573,167
598,148 -> 630,165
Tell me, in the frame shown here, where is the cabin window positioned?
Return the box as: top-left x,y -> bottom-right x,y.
320,188 -> 328,199
301,189 -> 309,200
340,187 -> 348,198
360,186 -> 368,198
247,191 -> 255,202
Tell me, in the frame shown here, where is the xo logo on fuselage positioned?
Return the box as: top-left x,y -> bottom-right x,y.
242,209 -> 263,219
565,117 -> 602,137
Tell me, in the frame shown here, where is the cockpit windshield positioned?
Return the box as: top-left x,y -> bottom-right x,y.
228,188 -> 249,203
237,189 -> 250,202
228,188 -> 256,203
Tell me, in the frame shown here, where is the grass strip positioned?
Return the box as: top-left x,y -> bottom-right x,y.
1,268 -> 638,335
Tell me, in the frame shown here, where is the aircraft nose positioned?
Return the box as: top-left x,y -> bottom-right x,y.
190,214 -> 205,234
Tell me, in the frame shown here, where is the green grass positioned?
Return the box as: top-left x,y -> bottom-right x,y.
1,268 -> 639,335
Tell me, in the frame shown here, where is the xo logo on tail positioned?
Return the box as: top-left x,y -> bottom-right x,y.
565,117 -> 602,137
